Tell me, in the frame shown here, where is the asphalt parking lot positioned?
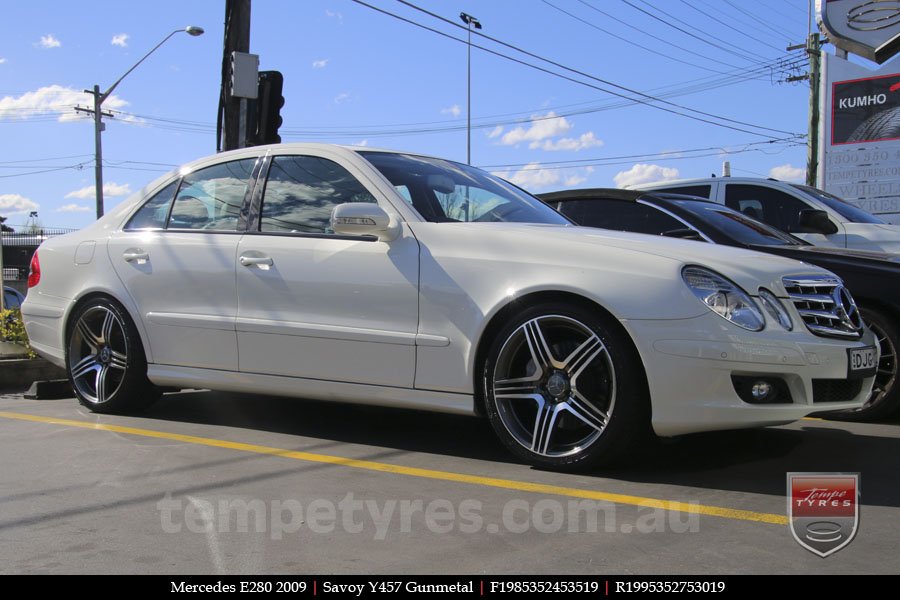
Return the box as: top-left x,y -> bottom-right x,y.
0,388 -> 898,575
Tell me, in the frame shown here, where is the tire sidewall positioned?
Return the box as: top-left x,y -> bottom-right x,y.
66,297 -> 155,414
481,302 -> 648,470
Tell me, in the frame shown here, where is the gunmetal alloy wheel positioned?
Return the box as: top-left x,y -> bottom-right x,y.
868,316 -> 898,410
66,299 -> 159,413
69,305 -> 128,405
483,304 -> 648,470
492,315 -> 615,457
833,306 -> 900,421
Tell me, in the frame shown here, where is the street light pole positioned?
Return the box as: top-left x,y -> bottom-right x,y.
459,12 -> 481,165
83,26 -> 204,219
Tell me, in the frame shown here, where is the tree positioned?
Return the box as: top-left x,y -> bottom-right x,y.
0,216 -> 13,233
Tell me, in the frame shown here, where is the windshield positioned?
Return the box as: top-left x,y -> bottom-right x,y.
359,151 -> 570,225
670,199 -> 802,246
789,184 -> 886,224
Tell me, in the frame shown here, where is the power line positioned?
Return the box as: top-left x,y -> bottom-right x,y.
678,0 -> 788,51
486,142 -> 804,173
690,0 -> 792,43
632,0 -> 784,58
0,163 -> 90,179
480,137 -> 802,169
556,0 -> 747,72
619,0 -> 775,64
722,0 -> 795,41
380,0 -> 798,138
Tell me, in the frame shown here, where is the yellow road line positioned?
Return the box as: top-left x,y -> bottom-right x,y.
0,410 -> 788,525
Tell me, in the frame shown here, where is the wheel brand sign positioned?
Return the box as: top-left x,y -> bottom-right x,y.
819,0 -> 900,63
787,473 -> 860,557
820,53 -> 900,220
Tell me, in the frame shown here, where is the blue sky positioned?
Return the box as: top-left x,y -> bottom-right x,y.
1,0 -> 818,229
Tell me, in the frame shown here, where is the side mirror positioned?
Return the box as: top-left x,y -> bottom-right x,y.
661,228 -> 704,241
794,209 -> 838,234
331,203 -> 400,241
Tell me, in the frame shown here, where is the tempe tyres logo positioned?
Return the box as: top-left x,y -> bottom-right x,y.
787,473 -> 860,557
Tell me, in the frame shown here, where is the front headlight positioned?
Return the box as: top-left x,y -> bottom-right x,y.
682,266 -> 764,331
758,288 -> 793,331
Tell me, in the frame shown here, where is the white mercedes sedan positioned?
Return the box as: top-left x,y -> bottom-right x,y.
22,144 -> 878,470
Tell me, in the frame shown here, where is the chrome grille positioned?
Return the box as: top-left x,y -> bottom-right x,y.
782,276 -> 864,339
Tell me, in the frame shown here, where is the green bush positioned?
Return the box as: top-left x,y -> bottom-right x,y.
0,308 -> 37,358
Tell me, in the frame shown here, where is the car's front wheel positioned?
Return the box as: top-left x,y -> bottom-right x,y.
832,306 -> 899,421
66,298 -> 159,413
482,303 -> 650,471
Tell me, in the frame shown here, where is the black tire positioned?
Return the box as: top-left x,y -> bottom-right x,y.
848,106 -> 900,143
830,306 -> 899,422
482,302 -> 650,471
66,297 -> 159,414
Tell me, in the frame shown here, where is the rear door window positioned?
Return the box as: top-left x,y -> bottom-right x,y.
724,184 -> 812,232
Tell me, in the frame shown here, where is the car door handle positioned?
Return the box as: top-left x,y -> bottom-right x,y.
239,254 -> 274,267
123,249 -> 149,263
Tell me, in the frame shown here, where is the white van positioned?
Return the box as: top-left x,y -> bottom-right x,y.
632,177 -> 900,253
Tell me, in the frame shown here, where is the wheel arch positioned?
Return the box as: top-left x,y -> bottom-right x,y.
63,289 -> 153,364
471,290 -> 649,417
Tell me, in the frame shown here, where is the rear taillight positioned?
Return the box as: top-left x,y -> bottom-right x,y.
27,251 -> 40,288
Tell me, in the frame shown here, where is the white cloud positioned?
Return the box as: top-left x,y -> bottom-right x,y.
111,33 -> 129,47
500,112 -> 572,146
613,164 -> 680,188
325,10 -> 344,22
65,182 -> 131,200
0,58 -> 6,65
0,85 -> 128,122
537,132 -> 603,152
768,163 -> 805,182
354,139 -> 368,147
39,34 -> 61,49
312,58 -> 329,69
441,104 -> 461,118
0,194 -> 40,214
565,166 -> 595,187
493,162 -> 561,190
487,125 -> 504,139
334,92 -> 351,104
56,203 -> 91,213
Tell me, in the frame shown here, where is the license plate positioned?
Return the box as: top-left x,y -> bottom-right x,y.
848,346 -> 877,378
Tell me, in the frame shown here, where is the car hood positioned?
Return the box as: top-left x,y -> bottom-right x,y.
843,222 -> 900,253
791,244 -> 900,264
439,223 -> 832,295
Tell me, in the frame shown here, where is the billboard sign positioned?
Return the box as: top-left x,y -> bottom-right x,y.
821,52 -> 900,221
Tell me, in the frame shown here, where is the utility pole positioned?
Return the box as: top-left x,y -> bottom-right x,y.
74,89 -> 114,219
806,33 -> 822,187
219,0 -> 252,152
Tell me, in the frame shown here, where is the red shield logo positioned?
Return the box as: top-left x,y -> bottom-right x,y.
788,473 -> 860,557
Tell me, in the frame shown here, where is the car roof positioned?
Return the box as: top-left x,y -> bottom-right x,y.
629,176 -> 783,190
538,188 -> 643,203
538,187 -> 720,206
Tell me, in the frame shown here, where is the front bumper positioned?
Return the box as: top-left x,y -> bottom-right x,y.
624,313 -> 877,437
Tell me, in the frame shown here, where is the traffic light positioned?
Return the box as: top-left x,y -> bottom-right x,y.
256,70 -> 284,145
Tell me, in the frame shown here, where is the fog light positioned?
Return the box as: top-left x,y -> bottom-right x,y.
751,381 -> 773,401
731,375 -> 792,404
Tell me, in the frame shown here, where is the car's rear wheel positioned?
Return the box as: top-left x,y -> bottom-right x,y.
483,303 -> 649,471
67,298 -> 159,413
833,306 -> 899,421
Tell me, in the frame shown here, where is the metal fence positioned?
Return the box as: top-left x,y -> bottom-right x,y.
2,228 -> 77,291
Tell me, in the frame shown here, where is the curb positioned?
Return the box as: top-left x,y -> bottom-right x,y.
0,358 -> 67,392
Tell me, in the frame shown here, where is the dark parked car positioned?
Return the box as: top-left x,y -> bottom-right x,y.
540,188 -> 900,421
3,286 -> 24,310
